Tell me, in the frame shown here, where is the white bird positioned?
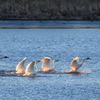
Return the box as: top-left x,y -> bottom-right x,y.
16,57 -> 27,74
67,57 -> 91,73
41,57 -> 58,72
24,60 -> 40,76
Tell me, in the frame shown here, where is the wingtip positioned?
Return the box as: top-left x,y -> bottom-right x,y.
23,57 -> 27,60
73,57 -> 80,61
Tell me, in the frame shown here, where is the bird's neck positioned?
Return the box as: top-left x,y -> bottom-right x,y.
79,59 -> 86,67
52,61 -> 56,69
34,63 -> 39,71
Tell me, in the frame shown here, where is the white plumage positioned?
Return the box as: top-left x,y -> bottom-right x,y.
67,57 -> 91,72
24,60 -> 40,76
41,57 -> 58,72
16,57 -> 27,74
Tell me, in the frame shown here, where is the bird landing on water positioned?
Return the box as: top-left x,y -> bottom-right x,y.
66,57 -> 91,73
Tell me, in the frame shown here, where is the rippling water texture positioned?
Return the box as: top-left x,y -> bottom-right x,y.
0,29 -> 100,100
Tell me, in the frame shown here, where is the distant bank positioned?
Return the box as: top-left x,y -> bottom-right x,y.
0,0 -> 100,20
0,20 -> 100,29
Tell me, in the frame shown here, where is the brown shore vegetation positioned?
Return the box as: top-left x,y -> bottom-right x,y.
0,0 -> 100,20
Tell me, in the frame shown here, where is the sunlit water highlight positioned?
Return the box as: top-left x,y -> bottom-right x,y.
0,28 -> 100,100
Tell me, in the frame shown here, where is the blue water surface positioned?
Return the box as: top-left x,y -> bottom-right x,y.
0,29 -> 100,100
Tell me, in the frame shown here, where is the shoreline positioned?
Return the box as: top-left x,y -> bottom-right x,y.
0,20 -> 100,29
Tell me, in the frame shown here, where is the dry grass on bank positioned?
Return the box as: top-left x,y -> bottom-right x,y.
0,0 -> 100,19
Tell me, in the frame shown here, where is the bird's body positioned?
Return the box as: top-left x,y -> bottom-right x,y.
24,60 -> 40,76
16,57 -> 27,74
67,57 -> 91,73
41,57 -> 51,72
41,57 -> 58,72
24,61 -> 35,76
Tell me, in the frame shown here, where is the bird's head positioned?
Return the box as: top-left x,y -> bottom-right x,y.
85,57 -> 91,60
35,60 -> 41,63
53,59 -> 59,62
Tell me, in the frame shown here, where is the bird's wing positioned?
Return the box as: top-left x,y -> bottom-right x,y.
70,60 -> 78,68
42,65 -> 50,69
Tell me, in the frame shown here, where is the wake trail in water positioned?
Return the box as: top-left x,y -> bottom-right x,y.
0,69 -> 91,76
